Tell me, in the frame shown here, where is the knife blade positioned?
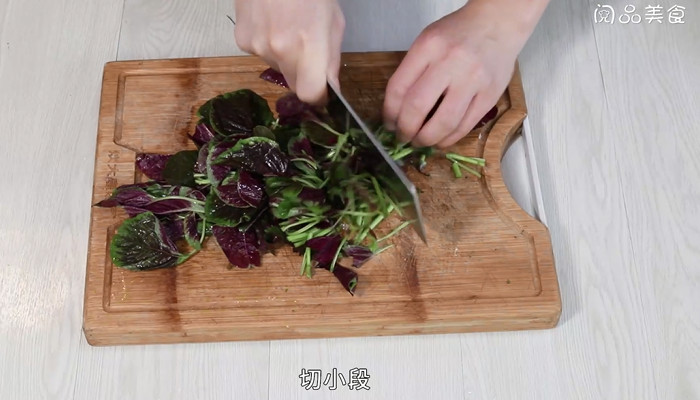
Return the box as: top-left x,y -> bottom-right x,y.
326,81 -> 428,244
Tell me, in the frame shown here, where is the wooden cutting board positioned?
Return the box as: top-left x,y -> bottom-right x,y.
83,52 -> 561,346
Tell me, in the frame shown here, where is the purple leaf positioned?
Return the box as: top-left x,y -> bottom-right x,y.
298,187 -> 326,204
135,153 -> 171,181
204,190 -> 254,227
190,123 -> 217,147
95,186 -> 151,209
260,68 -> 289,88
160,214 -> 185,243
217,170 -> 264,208
276,93 -> 315,127
306,235 -> 342,267
170,186 -> 206,202
214,137 -> 289,177
210,89 -> 274,135
322,264 -> 358,295
288,134 -> 313,159
213,226 -> 261,269
142,198 -> 197,214
475,106 -> 498,128
184,213 -> 199,241
342,245 -> 374,268
95,184 -> 204,216
207,139 -> 240,185
182,213 -> 204,250
301,120 -> 338,146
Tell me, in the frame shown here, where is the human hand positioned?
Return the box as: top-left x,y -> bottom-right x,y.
383,0 -> 548,148
234,0 -> 345,105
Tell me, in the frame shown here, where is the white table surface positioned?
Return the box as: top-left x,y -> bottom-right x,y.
1,0 -> 698,399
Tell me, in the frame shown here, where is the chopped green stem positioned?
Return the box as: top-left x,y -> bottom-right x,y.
390,147 -> 415,161
384,195 -> 404,218
338,210 -> 377,217
369,214 -> 385,230
385,203 -> 395,215
456,163 -> 482,178
291,158 -> 318,168
329,237 -> 347,272
374,244 -> 395,256
314,226 -> 337,238
285,219 -> 323,235
419,153 -> 428,165
177,249 -> 200,265
199,216 -> 207,244
294,163 -> 315,177
301,247 -> 312,277
354,228 -> 370,244
377,220 -> 413,243
452,162 -> 463,178
370,176 -> 386,212
292,176 -> 324,189
161,195 -> 206,205
280,216 -> 322,232
310,120 -> 345,137
193,173 -> 211,186
331,135 -> 348,162
446,153 -> 485,166
287,231 -> 309,243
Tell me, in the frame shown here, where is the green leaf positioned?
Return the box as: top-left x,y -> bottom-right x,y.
209,89 -> 274,136
270,196 -> 303,220
213,137 -> 289,177
162,150 -> 199,186
183,213 -> 203,251
253,125 -> 276,140
204,191 -> 253,227
110,212 -> 182,271
197,98 -> 215,121
300,120 -> 339,147
272,125 -> 301,150
215,137 -> 277,160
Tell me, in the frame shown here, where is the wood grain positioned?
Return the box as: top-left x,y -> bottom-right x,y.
118,0 -> 240,60
82,52 -> 560,345
0,1 -> 124,400
591,2 -> 700,398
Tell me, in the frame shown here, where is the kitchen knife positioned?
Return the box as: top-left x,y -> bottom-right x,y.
326,81 -> 428,244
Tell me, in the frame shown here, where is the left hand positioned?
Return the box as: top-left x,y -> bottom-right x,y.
382,1 -> 542,148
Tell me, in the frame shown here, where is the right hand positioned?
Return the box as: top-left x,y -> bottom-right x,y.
234,0 -> 345,105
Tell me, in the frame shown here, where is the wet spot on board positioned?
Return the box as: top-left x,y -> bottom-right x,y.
396,231 -> 427,322
164,267 -> 182,329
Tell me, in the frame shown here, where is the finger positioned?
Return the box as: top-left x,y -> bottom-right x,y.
411,84 -> 476,148
260,56 -> 280,73
395,63 -> 450,143
436,93 -> 496,148
294,49 -> 328,105
278,59 -> 298,95
233,3 -> 253,51
382,47 -> 432,131
326,18 -> 344,89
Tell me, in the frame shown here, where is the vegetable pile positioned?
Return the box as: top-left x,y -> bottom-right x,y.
96,69 -> 490,295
